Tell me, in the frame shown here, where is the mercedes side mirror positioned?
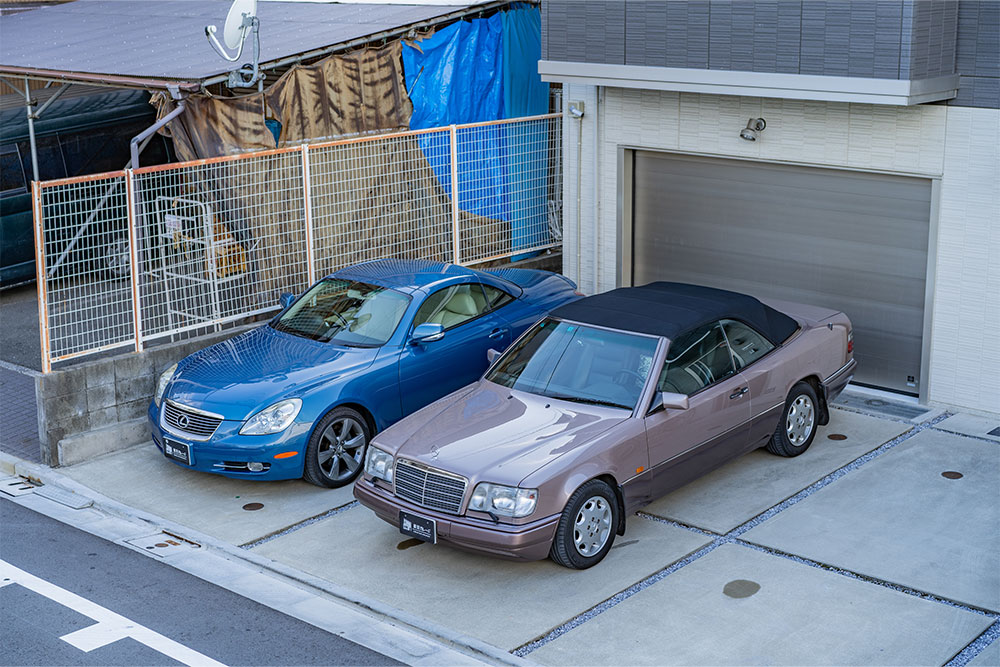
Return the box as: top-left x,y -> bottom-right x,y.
659,391 -> 689,411
411,323 -> 445,344
486,348 -> 501,364
279,292 -> 296,309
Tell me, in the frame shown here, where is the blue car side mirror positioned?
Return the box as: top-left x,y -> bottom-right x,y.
411,323 -> 445,344
279,292 -> 296,309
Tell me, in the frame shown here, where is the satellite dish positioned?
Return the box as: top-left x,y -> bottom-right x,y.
205,0 -> 263,88
224,0 -> 257,50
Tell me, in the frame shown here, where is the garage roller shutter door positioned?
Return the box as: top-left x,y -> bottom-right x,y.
631,151 -> 931,395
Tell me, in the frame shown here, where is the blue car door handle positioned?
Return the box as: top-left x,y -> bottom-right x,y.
489,328 -> 508,339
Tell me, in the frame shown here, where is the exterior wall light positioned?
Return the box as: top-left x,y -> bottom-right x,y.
740,117 -> 766,141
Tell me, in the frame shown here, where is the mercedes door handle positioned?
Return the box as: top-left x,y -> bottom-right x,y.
489,328 -> 508,339
729,387 -> 749,400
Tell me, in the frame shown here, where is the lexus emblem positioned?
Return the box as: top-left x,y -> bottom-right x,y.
177,414 -> 190,429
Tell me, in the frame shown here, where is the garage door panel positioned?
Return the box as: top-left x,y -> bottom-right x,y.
639,175 -> 930,251
632,152 -> 931,394
648,224 -> 930,296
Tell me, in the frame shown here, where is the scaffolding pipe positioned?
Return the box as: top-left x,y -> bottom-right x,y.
24,78 -> 39,182
131,99 -> 186,170
32,82 -> 71,119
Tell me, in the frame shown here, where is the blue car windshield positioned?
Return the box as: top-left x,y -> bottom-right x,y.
271,279 -> 410,346
486,318 -> 659,410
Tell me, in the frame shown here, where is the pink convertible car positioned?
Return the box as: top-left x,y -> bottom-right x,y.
355,282 -> 855,569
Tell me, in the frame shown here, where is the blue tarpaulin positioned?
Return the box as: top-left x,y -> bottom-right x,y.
402,6 -> 549,260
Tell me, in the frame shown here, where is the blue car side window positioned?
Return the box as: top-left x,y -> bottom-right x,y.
414,283 -> 490,331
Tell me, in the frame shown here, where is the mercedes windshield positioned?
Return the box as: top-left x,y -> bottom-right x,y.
486,318 -> 659,410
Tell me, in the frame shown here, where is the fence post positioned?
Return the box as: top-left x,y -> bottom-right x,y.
449,125 -> 461,265
32,181 -> 52,374
124,169 -> 144,353
301,144 -> 316,284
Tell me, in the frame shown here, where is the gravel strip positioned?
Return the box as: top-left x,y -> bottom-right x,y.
947,620 -> 1000,666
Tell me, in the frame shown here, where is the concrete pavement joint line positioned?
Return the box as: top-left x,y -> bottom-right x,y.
929,427 -> 1000,445
239,501 -> 360,549
733,540 -> 1000,617
829,402 -> 924,425
947,620 -> 1000,667
0,560 -> 227,667
516,414 -> 951,657
726,413 -> 950,541
513,540 -> 727,657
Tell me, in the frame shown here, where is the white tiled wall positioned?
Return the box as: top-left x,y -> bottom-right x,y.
931,107 -> 1000,414
562,84 -> 999,414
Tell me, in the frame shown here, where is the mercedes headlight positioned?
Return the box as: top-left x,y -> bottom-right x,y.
364,446 -> 393,483
154,363 -> 177,407
239,399 -> 302,435
468,483 -> 537,518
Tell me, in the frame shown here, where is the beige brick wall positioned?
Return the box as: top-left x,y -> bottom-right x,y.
561,84 -> 999,414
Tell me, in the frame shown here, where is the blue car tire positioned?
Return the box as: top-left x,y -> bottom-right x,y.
303,406 -> 371,488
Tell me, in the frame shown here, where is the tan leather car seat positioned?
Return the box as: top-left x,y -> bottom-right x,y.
427,292 -> 480,329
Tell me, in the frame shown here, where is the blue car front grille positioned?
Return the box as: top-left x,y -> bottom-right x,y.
162,401 -> 222,439
394,460 -> 467,515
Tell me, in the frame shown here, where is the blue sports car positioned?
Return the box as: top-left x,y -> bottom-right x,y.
148,259 -> 580,487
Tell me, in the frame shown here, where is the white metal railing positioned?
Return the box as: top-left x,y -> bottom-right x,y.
32,113 -> 562,372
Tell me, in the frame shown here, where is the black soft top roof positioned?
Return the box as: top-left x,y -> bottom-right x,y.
550,282 -> 799,344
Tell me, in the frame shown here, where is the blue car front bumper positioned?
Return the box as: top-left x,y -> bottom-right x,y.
148,402 -> 308,481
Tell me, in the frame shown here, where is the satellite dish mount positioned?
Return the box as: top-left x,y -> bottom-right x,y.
206,0 -> 264,89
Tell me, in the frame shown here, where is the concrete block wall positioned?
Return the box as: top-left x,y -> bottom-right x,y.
35,324 -> 257,466
561,82 -> 1000,414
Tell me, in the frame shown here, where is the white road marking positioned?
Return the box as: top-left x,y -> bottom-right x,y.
0,560 -> 227,666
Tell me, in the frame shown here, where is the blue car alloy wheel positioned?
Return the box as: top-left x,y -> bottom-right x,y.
304,406 -> 371,488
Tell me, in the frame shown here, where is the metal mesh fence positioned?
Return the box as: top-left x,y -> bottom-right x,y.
455,115 -> 562,264
132,149 -> 308,344
34,172 -> 135,363
33,114 -> 562,371
308,129 -> 456,277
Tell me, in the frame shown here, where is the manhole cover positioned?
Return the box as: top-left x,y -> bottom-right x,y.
865,399 -> 889,407
827,433 -> 848,441
723,579 -> 760,599
242,502 -> 264,511
941,471 -> 963,480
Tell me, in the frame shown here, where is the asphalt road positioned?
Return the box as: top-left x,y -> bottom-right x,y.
0,497 -> 400,666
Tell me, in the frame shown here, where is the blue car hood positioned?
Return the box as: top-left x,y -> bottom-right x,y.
166,326 -> 378,419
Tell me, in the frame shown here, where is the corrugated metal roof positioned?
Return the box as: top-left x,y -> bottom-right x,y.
0,0 -> 493,88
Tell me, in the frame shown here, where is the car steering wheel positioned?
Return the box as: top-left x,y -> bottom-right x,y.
324,311 -> 349,329
613,369 -> 645,390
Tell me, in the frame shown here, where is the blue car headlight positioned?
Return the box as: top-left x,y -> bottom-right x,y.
364,446 -> 393,483
154,363 -> 177,407
239,399 -> 302,435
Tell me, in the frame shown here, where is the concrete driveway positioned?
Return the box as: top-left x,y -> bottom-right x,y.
55,398 -> 1000,664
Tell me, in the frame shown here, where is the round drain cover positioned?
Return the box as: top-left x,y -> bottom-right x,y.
723,579 -> 760,599
828,433 -> 848,440
242,502 -> 264,511
941,471 -> 963,480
